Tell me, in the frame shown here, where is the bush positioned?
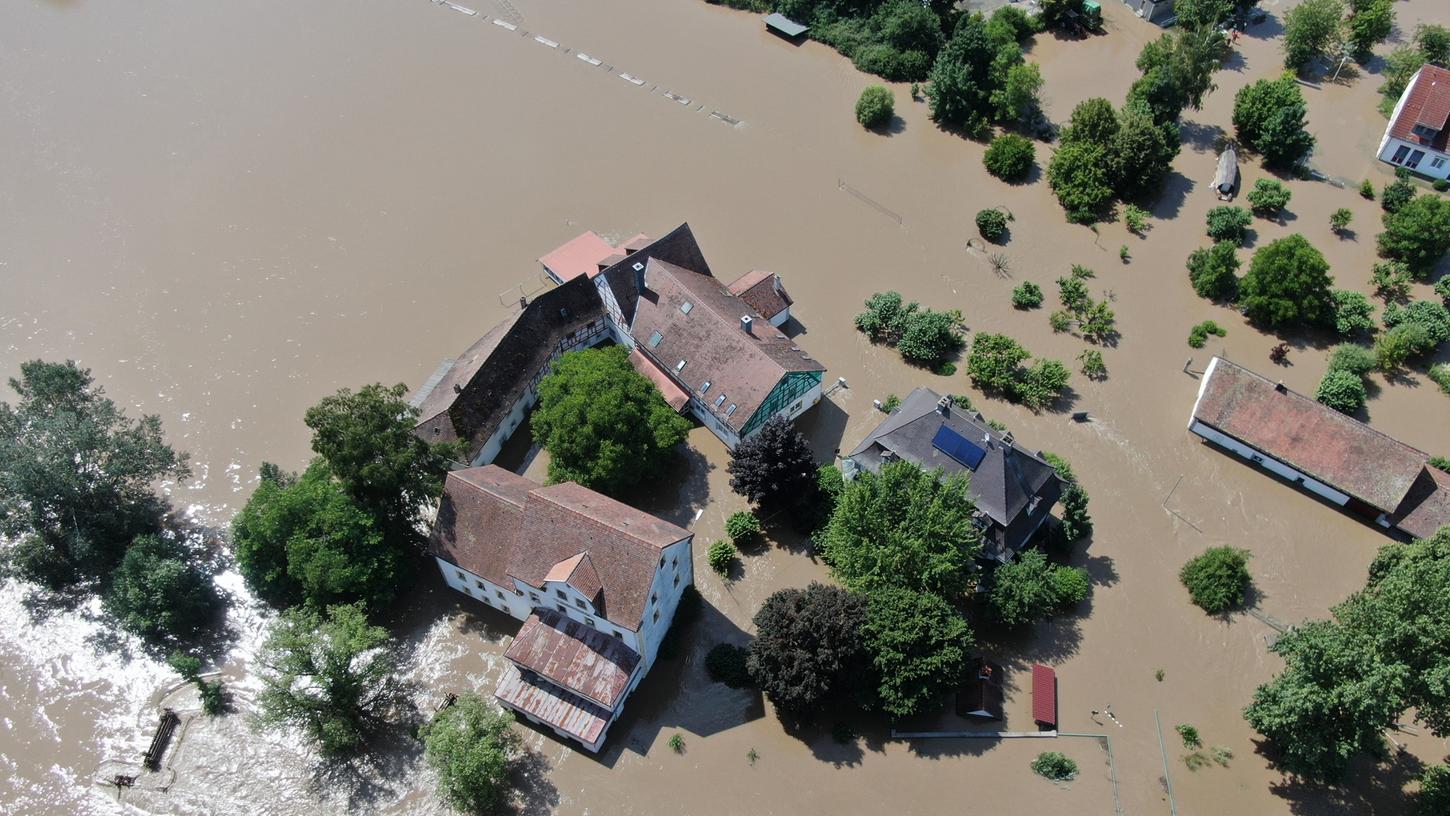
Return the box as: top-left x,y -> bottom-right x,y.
1360,179 -> 1376,199
1417,763 -> 1450,816
977,208 -> 1010,242
1383,300 -> 1450,349
707,539 -> 737,577
1032,751 -> 1079,781
988,549 -> 1090,626
1179,546 -> 1252,613
1187,241 -> 1241,301
420,693 -> 519,815
1330,208 -> 1353,234
1247,179 -> 1292,217
1078,348 -> 1107,379
1233,75 -> 1316,168
1376,323 -> 1431,371
1123,204 -> 1150,235
1316,368 -> 1367,414
1187,320 -> 1227,348
1011,281 -> 1044,309
1436,179 -> 1450,193
1177,723 -> 1203,749
1432,363 -> 1450,395
1281,0 -> 1345,71
1437,277 -> 1450,304
1433,454 -> 1450,473
854,291 -> 965,366
105,534 -> 222,647
1382,171 -> 1416,214
726,511 -> 762,543
1331,290 -> 1376,336
705,643 -> 752,688
1377,194 -> 1450,276
882,393 -> 901,412
855,85 -> 895,128
1206,206 -> 1252,245
983,133 -> 1036,182
1372,261 -> 1413,303
1326,343 -> 1378,377
668,733 -> 685,753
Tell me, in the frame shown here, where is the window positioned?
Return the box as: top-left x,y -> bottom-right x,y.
671,556 -> 678,569
790,400 -> 803,414
726,403 -> 737,417
673,575 -> 680,587
475,579 -> 484,589
1413,124 -> 1440,140
680,302 -> 694,314
1250,454 -> 1264,464
713,394 -> 726,408
555,589 -> 567,600
1433,156 -> 1448,170
613,630 -> 623,639
495,590 -> 505,600
1407,149 -> 1426,169
584,617 -> 595,627
699,380 -> 711,394
648,330 -> 663,348
557,604 -> 568,614
632,261 -> 644,271
675,359 -> 686,372
529,592 -> 540,603
659,556 -> 665,568
574,599 -> 586,610
653,610 -> 660,624
456,571 -> 465,581
1391,144 -> 1411,164
651,592 -> 658,606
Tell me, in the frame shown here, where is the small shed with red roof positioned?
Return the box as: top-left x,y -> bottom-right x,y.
1031,664 -> 1057,730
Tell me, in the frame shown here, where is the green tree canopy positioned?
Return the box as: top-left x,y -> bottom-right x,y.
1377,194 -> 1450,277
105,534 -> 222,646
855,85 -> 895,128
1128,27 -> 1226,123
1233,75 -> 1315,169
1281,0 -> 1346,71
231,460 -> 402,611
1238,234 -> 1335,328
1108,101 -> 1182,200
727,416 -> 818,512
987,548 -> 1091,626
1179,546 -> 1252,613
531,346 -> 692,496
925,13 -> 999,137
420,692 -> 520,815
746,583 -> 869,720
304,382 -> 456,546
983,133 -> 1036,182
863,586 -> 971,718
853,291 -> 963,366
1187,241 -> 1241,301
256,603 -> 403,757
0,360 -> 188,591
1048,141 -> 1115,224
1345,0 -> 1394,56
820,460 -> 982,600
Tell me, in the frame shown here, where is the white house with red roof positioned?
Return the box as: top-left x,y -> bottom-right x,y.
428,465 -> 694,752
1378,64 -> 1450,180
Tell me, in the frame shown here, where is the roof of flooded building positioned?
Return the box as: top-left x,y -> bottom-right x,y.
846,387 -> 1062,561
1191,357 -> 1433,513
627,347 -> 690,411
537,231 -> 619,282
495,662 -> 612,749
1389,64 -> 1450,153
428,465 -> 691,629
629,257 -> 823,433
727,269 -> 794,322
504,610 -> 641,710
1388,465 -> 1450,541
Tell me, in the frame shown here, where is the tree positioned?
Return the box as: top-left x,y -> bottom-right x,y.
1108,101 -> 1182,200
1326,343 -> 1378,377
977,208 -> 1009,242
820,460 -> 982,599
420,693 -> 519,815
1383,300 -> 1450,349
1172,0 -> 1235,29
862,587 -> 970,718
967,332 -> 1030,391
1128,27 -> 1227,124
855,85 -> 895,128
105,535 -> 221,646
256,603 -> 403,757
231,461 -> 400,611
897,308 -> 965,366
855,290 -> 913,343
707,539 -> 736,576
303,383 -> 456,547
1345,0 -> 1394,57
1038,0 -> 1087,30
1377,194 -> 1450,277
1206,206 -> 1253,244
925,14 -> 998,138
987,549 -> 1091,626
1032,751 -> 1080,781
1078,349 -> 1107,379
1375,323 -> 1431,371
992,62 -> 1044,125
531,346 -> 691,495
983,133 -> 1035,182
1233,75 -> 1315,169
1330,208 -> 1353,234
1187,241 -> 1241,301
1048,141 -> 1114,223
1011,281 -> 1044,308
1318,368 -> 1368,413
728,416 -> 817,513
1330,290 -> 1376,336
1246,179 -> 1293,217
1281,0 -> 1345,71
1371,260 -> 1413,303
1238,235 -> 1335,328
0,360 -> 188,591
725,510 -> 762,544
1381,170 -> 1416,214
747,583 -> 868,720
1059,482 -> 1093,542
1418,764 -> 1450,816
1018,358 -> 1072,409
1062,97 -> 1120,146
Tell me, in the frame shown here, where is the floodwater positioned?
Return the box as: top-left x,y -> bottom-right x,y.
3,0 -> 1450,813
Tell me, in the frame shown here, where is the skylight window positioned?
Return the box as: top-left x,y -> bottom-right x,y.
725,403 -> 737,417
680,302 -> 694,314
675,360 -> 686,372
632,261 -> 644,271
648,330 -> 663,348
699,380 -> 712,394
713,394 -> 726,407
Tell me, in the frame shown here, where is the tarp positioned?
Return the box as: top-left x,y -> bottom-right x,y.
763,13 -> 808,38
1214,146 -> 1238,198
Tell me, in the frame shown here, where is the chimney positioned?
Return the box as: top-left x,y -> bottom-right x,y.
452,383 -> 463,394
937,395 -> 951,416
741,315 -> 754,334
518,295 -> 528,309
633,261 -> 646,293
772,273 -> 782,293
1275,381 -> 1286,393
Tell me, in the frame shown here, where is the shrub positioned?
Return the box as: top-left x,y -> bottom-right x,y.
419,693 -> 519,815
1360,179 -> 1376,198
1123,204 -> 1150,235
1247,179 -> 1292,217
855,85 -> 895,128
1206,206 -> 1253,245
977,208 -> 1010,242
1011,281 -> 1044,309
1078,348 -> 1107,379
705,643 -> 752,688
1187,242 -> 1240,301
1381,171 -> 1416,214
1049,310 -> 1073,332
1187,320 -> 1227,348
1316,368 -> 1368,414
1433,454 -> 1450,473
1436,277 -> 1450,304
668,733 -> 685,753
1376,323 -> 1431,371
1179,546 -> 1252,613
1377,194 -> 1450,276
989,549 -> 1091,626
1383,300 -> 1450,348
1436,179 -> 1450,193
854,291 -> 965,366
1372,261 -> 1413,303
1032,751 -> 1079,781
983,133 -> 1036,182
1432,363 -> 1450,395
708,539 -> 737,576
882,393 -> 901,412
1331,290 -> 1376,336
1417,763 -> 1450,816
726,510 -> 761,544
1120,244 -> 1131,262
1330,208 -> 1353,234
1326,343 -> 1377,377
1177,723 -> 1202,749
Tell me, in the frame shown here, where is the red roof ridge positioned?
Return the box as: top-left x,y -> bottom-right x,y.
530,483 -> 686,550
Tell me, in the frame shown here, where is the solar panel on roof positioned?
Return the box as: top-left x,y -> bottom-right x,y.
932,425 -> 986,470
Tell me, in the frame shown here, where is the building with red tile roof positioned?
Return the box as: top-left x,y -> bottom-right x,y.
726,269 -> 794,327
1377,64 -> 1450,180
1189,357 -> 1450,539
428,465 -> 693,751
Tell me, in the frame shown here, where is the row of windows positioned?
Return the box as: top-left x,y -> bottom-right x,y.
454,568 -> 641,639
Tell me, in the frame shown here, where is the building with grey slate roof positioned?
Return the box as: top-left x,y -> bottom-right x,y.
843,387 -> 1063,562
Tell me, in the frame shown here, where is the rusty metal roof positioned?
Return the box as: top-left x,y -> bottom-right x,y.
504,610 -> 641,710
495,662 -> 611,748
1192,357 -> 1432,513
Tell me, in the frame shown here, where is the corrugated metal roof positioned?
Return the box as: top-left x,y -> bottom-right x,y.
505,610 -> 640,709
495,663 -> 610,747
1031,664 -> 1057,728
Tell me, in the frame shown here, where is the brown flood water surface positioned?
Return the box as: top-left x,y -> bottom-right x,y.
3,0 -> 1450,813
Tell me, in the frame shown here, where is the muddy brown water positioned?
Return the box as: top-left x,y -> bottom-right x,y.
4,0 -> 1450,813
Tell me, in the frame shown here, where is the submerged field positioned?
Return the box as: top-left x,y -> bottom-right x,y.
2,0 -> 1449,813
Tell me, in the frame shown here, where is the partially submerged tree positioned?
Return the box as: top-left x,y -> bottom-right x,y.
420,692 -> 520,815
727,416 -> 817,513
1237,234 -> 1335,328
1187,241 -> 1241,301
532,346 -> 691,496
987,549 -> 1091,626
863,586 -> 970,718
1281,0 -> 1346,72
1377,194 -> 1450,278
1179,546 -> 1252,613
105,534 -> 222,647
747,583 -> 869,720
1233,75 -> 1315,169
